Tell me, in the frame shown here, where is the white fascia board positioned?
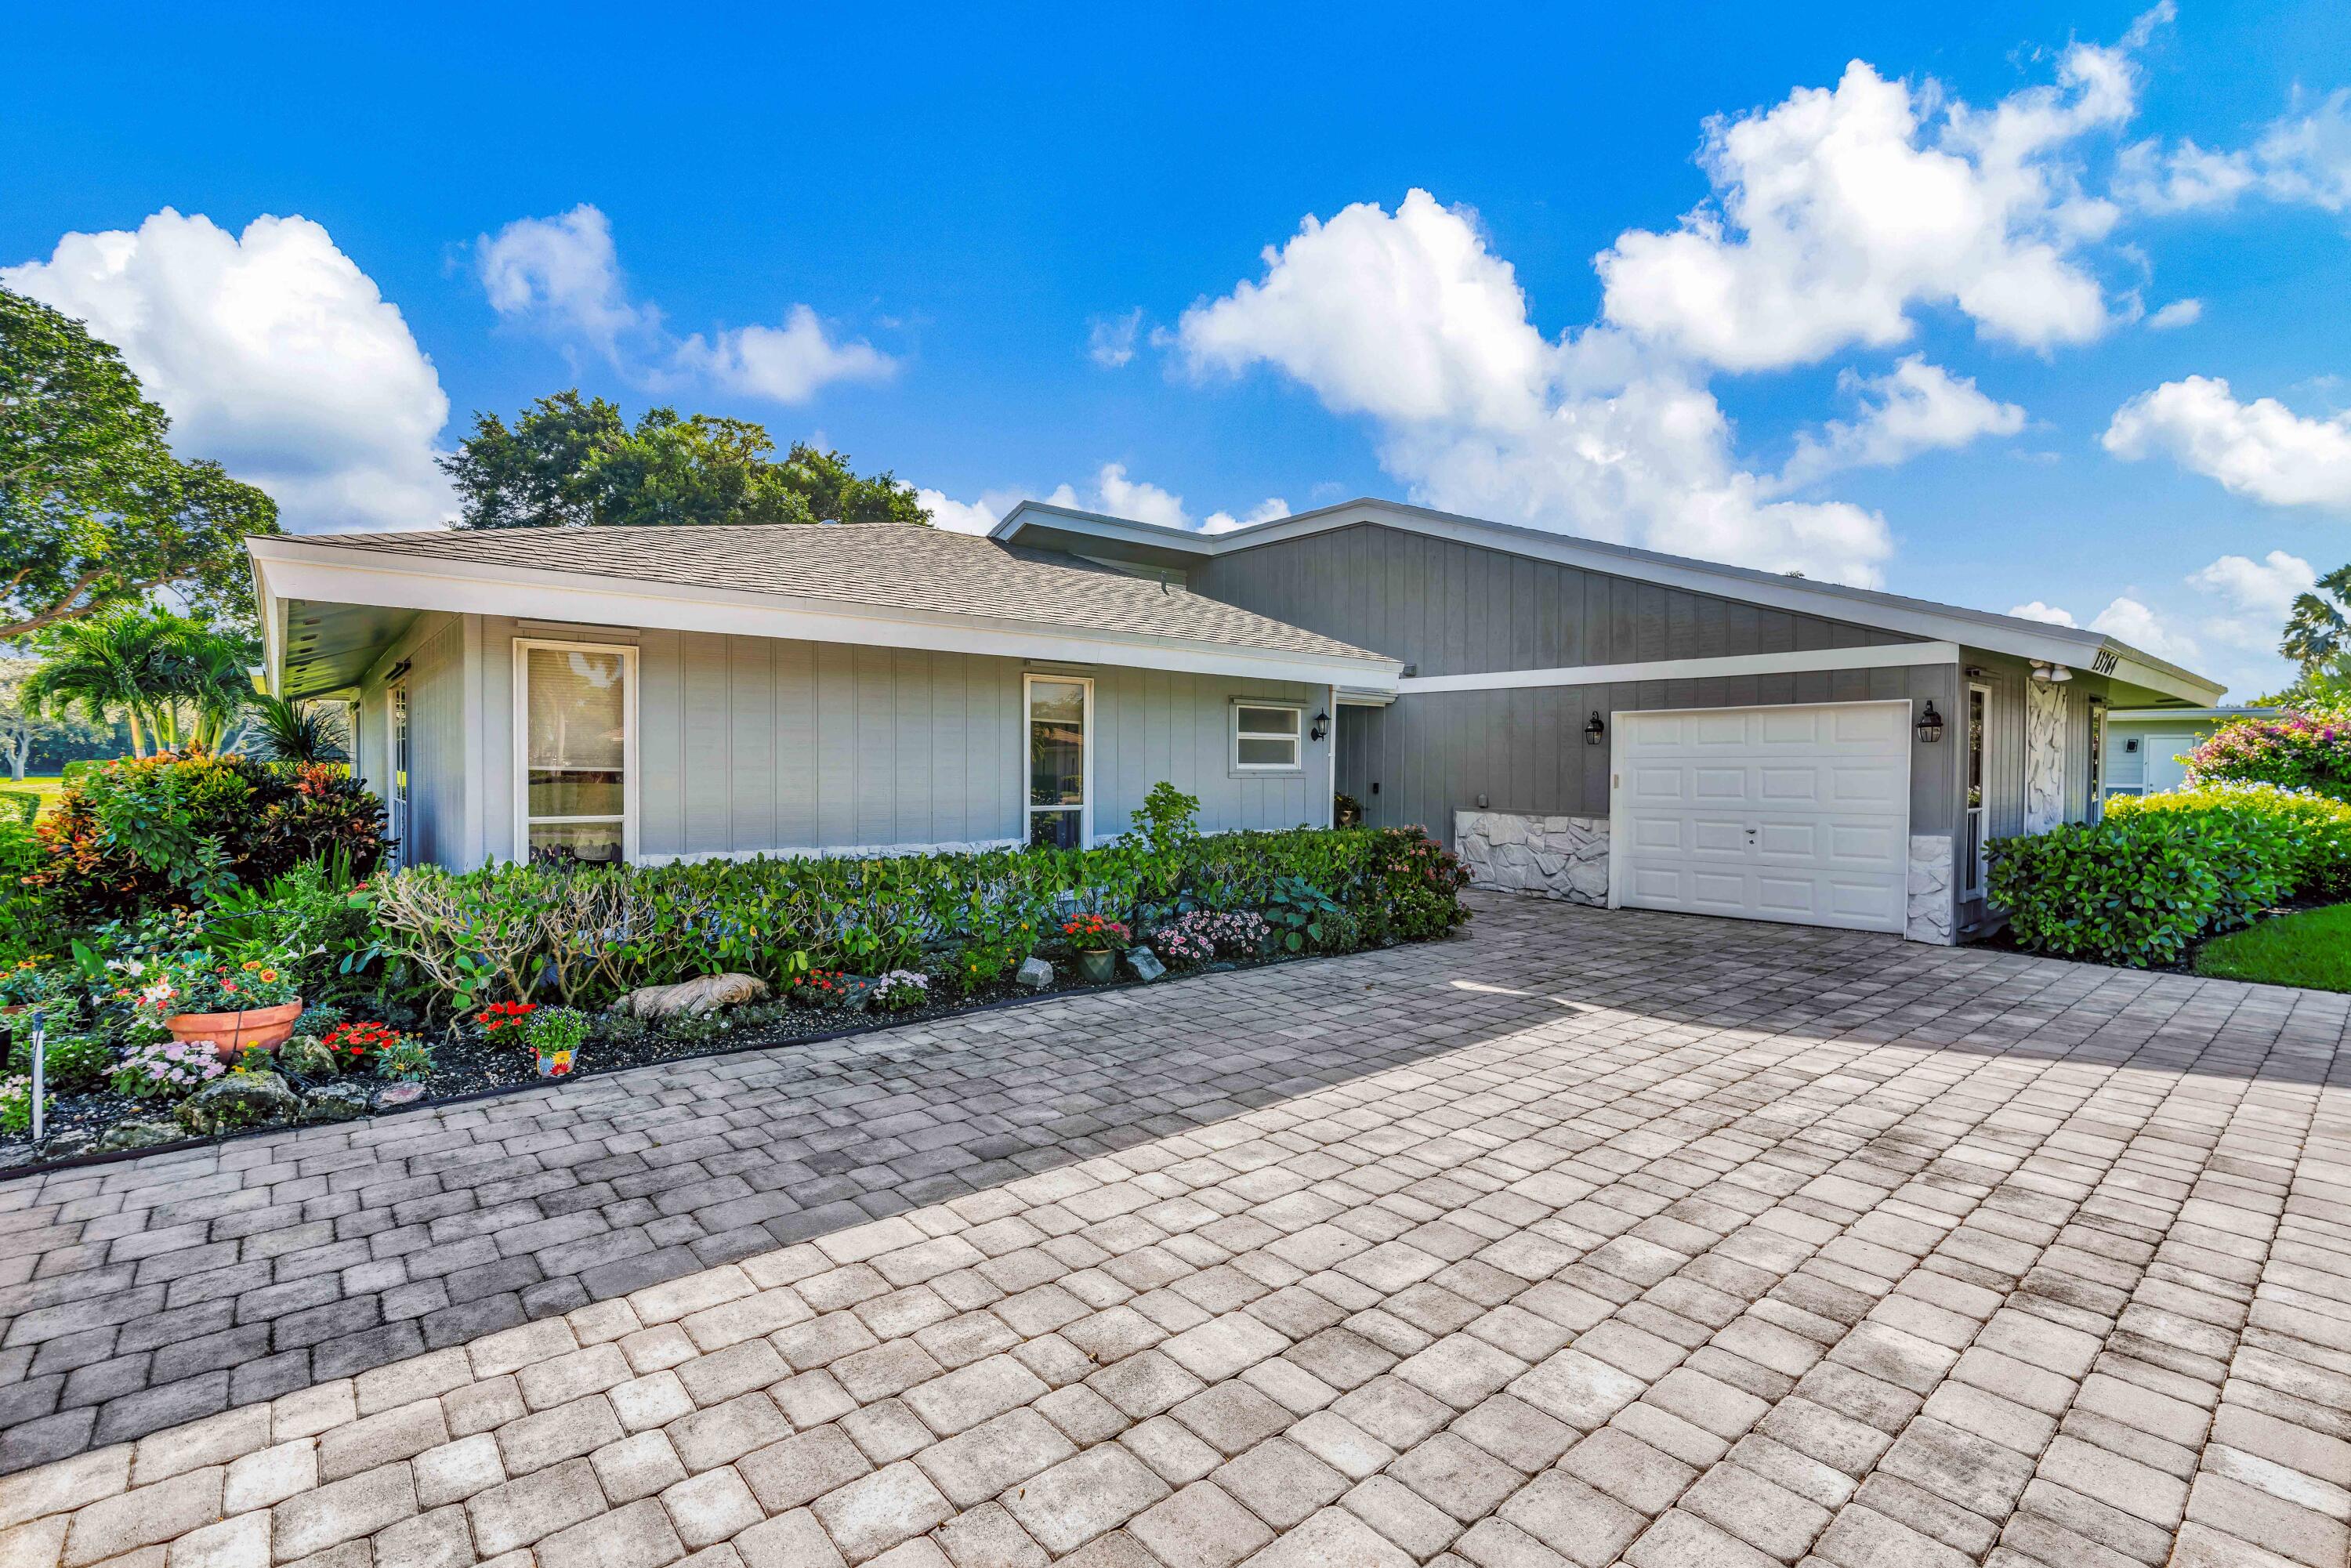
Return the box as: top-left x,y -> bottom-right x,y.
249,538 -> 1400,691
996,498 -> 2221,689
2108,706 -> 2275,721
1396,641 -> 1960,694
2100,654 -> 2228,708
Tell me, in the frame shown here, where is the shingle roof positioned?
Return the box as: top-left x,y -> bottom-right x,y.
300,522 -> 1396,665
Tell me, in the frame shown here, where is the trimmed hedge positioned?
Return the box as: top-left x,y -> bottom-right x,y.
1988,782 -> 2351,967
371,825 -> 1470,1013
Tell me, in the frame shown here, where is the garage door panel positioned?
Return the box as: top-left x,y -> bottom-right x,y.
1613,700 -> 1911,936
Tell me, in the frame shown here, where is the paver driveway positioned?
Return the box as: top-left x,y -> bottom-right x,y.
2,893 -> 2349,1568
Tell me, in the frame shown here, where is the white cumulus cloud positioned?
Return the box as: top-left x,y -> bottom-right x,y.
1176,190 -> 1896,585
4,208 -> 454,533
2009,600 -> 2079,625
921,469 -> 1286,538
1777,357 -> 2025,490
2103,376 -> 2351,508
2118,88 -> 2351,215
477,204 -> 893,404
2146,299 -> 2202,330
2090,594 -> 2197,661
2187,549 -> 2317,651
1592,27 -> 2150,371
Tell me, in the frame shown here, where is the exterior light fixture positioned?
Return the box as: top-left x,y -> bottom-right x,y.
1914,701 -> 1946,744
1585,712 -> 1607,746
1310,711 -> 1330,742
2030,661 -> 2073,684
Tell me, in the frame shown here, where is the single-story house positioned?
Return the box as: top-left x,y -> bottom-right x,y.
2103,706 -> 2277,798
250,496 -> 2226,945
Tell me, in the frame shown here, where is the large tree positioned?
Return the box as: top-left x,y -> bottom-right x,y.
440,390 -> 929,531
1,284 -> 280,639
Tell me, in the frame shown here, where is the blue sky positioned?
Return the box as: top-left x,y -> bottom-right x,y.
6,1 -> 2349,697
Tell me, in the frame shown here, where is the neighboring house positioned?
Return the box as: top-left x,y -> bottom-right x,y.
2104,707 -> 2277,798
251,496 -> 2226,947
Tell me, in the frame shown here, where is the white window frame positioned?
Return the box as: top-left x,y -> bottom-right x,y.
513,637 -> 641,867
386,681 -> 410,870
1965,680 -> 1993,900
1023,672 -> 1094,849
1230,700 -> 1305,774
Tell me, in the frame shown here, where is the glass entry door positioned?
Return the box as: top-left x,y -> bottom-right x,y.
1026,675 -> 1091,849
386,683 -> 410,869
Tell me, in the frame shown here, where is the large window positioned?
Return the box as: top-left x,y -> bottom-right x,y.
1026,674 -> 1091,849
516,639 -> 636,867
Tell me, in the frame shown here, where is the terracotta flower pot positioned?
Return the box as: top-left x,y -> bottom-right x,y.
163,1001 -> 304,1061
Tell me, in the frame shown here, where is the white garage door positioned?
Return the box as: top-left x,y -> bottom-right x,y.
1611,700 -> 1911,934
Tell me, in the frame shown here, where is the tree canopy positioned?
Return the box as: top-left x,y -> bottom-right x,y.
20,606 -> 256,758
440,391 -> 930,531
1,284 -> 279,640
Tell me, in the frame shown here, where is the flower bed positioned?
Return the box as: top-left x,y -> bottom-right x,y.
0,796 -> 1470,1173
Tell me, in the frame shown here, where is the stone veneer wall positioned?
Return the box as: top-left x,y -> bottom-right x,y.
1907,834 -> 1956,946
1455,810 -> 1609,905
2023,680 -> 2068,835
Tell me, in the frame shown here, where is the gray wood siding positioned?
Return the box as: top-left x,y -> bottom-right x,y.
1190,523 -> 1923,677
460,619 -> 1327,865
1954,650 -> 2122,930
398,616 -> 466,870
1339,661 -> 1961,843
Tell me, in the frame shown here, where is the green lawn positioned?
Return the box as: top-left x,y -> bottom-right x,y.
2194,904 -> 2351,992
0,775 -> 67,822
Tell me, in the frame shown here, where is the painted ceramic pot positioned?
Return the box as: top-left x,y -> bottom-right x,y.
162,1001 -> 303,1061
1076,948 -> 1118,984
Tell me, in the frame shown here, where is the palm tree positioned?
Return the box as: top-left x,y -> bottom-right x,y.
22,607 -> 256,756
2283,564 -> 2351,674
245,692 -> 347,764
150,623 -> 258,751
21,607 -> 155,755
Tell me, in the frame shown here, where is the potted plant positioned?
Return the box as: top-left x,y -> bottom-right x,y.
1335,791 -> 1364,828
1062,914 -> 1130,984
127,954 -> 305,1060
527,1007 -> 587,1077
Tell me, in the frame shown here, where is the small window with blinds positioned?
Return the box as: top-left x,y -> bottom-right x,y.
1232,703 -> 1303,772
516,640 -> 636,867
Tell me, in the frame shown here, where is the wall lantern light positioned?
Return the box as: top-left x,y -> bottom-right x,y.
1310,711 -> 1330,742
1915,701 -> 1946,744
1584,712 -> 1607,746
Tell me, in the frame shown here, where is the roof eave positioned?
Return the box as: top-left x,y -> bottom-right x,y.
246,535 -> 1401,691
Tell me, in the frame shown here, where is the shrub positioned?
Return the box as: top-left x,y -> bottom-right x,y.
0,813 -> 48,965
2107,781 -> 2351,897
27,754 -> 389,925
368,822 -> 1470,1014
1987,785 -> 2344,967
2185,708 -> 2351,802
